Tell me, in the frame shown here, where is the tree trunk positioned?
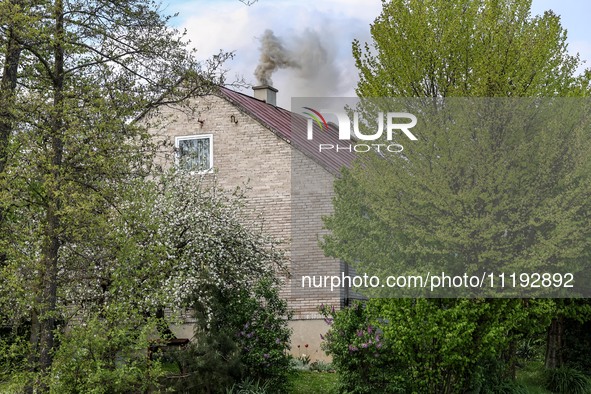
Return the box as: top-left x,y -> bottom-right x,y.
0,0 -> 23,266
24,310 -> 40,394
38,209 -> 60,372
545,316 -> 564,369
0,5 -> 21,173
36,0 -> 65,384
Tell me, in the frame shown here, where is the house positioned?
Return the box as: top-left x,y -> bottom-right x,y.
149,85 -> 355,360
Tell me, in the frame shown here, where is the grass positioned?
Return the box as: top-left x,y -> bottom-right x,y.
289,370 -> 338,394
288,360 -> 554,393
0,360 -> 567,394
516,361 -> 552,393
160,361 -> 181,374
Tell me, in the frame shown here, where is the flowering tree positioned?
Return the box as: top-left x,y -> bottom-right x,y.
129,172 -> 292,392
1,169 -> 291,392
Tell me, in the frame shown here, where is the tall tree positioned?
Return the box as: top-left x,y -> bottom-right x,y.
322,0 -> 591,384
0,0 -> 230,388
0,0 -> 25,267
352,0 -> 586,98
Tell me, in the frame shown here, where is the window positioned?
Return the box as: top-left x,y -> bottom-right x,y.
175,134 -> 213,173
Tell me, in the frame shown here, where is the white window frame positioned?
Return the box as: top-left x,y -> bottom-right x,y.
174,134 -> 214,174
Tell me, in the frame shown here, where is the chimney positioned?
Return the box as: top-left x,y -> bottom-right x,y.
253,85 -> 278,106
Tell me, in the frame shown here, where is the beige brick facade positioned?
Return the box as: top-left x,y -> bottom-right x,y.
148,91 -> 347,360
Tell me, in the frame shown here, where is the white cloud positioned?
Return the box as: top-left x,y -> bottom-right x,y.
167,0 -> 590,109
169,0 -> 382,108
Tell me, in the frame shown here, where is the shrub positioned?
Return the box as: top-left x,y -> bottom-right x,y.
141,173 -> 291,393
0,332 -> 28,383
226,377 -> 271,394
227,278 -> 292,390
321,299 -> 533,394
309,361 -> 335,373
562,318 -> 591,373
515,337 -> 544,362
320,302 -> 405,394
166,334 -> 244,394
48,316 -> 166,394
544,367 -> 591,394
171,277 -> 292,394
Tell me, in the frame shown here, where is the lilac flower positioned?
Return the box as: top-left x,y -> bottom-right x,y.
361,343 -> 369,348
348,345 -> 358,352
263,353 -> 269,359
356,330 -> 363,337
367,325 -> 373,334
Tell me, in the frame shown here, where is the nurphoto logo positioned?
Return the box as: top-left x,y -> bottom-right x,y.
303,107 -> 418,153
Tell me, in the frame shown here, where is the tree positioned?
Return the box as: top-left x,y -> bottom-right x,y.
322,0 -> 591,389
334,0 -> 591,282
352,0 -> 587,98
0,0 -> 233,389
0,0 -> 25,269
36,172 -> 291,393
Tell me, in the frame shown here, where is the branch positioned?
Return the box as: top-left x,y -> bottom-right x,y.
14,38 -> 57,85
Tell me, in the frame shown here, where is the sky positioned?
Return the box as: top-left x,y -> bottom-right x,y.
163,0 -> 591,109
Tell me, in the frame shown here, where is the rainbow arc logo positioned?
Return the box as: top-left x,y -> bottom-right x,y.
302,107 -> 328,130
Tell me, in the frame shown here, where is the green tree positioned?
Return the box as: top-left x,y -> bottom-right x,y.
352,0 -> 587,98
0,0 -> 26,271
322,0 -> 591,390
28,172 -> 290,393
0,0 -> 232,389
121,172 -> 291,393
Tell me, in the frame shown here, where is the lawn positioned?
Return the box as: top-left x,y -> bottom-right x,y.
516,361 -> 552,393
289,370 -> 338,394
289,361 -> 555,393
0,361 -> 558,393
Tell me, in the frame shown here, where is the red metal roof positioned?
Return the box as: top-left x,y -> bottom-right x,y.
218,87 -> 355,176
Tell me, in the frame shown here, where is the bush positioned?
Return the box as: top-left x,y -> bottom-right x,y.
165,334 -> 243,393
544,367 -> 591,394
309,361 -> 335,373
321,299 -> 533,394
562,318 -> 591,373
320,302 -> 405,394
230,279 -> 292,388
226,377 -> 271,394
515,337 -> 544,362
48,316 -> 166,394
0,332 -> 28,383
170,277 -> 292,394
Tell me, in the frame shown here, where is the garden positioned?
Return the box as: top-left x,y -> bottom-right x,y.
3,0 -> 591,392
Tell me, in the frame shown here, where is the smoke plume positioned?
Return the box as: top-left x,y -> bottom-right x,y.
254,28 -> 348,105
254,30 -> 300,86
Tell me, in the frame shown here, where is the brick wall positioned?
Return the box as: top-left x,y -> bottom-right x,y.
149,94 -> 344,321
291,148 -> 344,318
